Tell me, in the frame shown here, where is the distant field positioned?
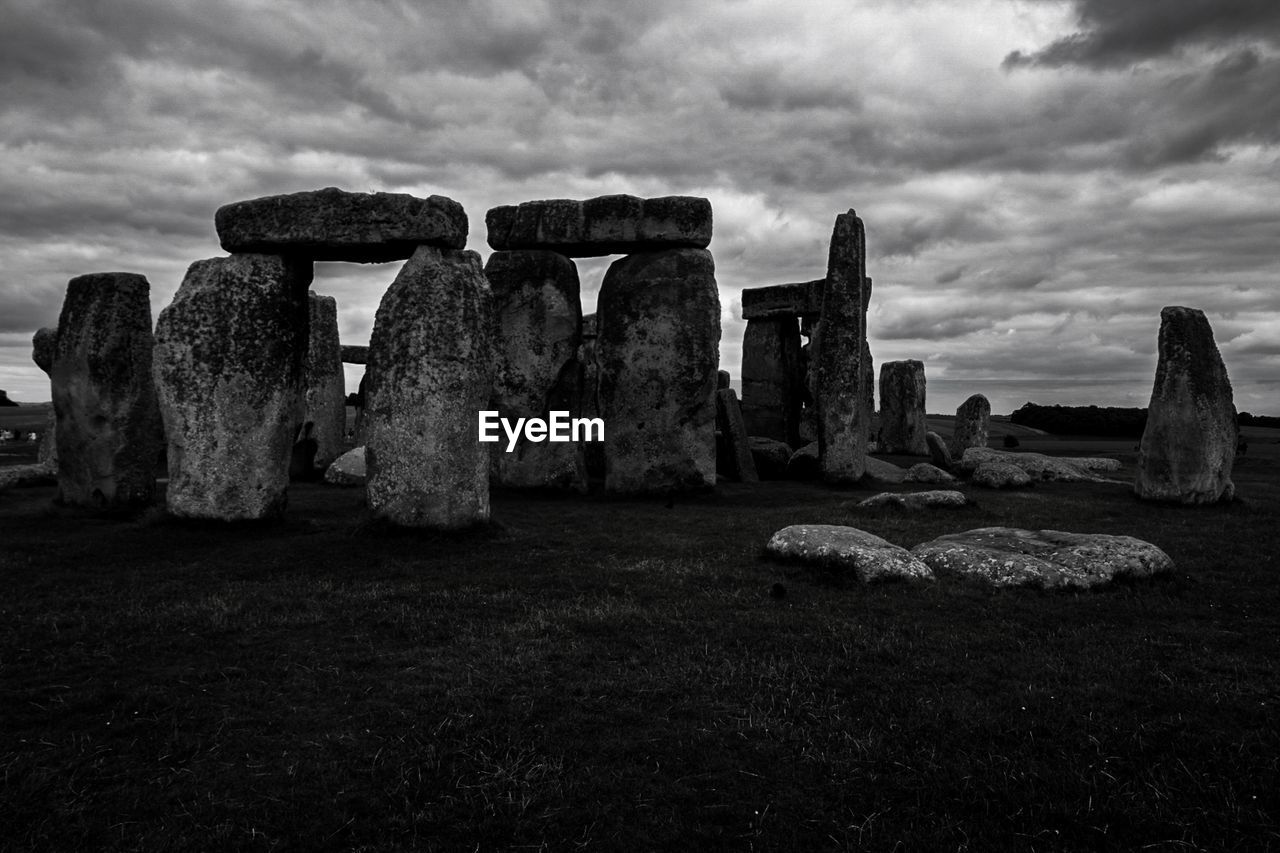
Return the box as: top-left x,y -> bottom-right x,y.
3,439 -> 1278,849
0,403 -> 51,435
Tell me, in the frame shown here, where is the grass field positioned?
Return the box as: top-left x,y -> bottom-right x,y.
3,432 -> 1279,851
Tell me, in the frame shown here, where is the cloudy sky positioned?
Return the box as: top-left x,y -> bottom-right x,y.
2,0 -> 1277,414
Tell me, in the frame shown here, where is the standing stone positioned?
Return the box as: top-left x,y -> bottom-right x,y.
715,388 -> 759,482
950,394 -> 990,458
485,250 -> 586,491
879,360 -> 927,455
304,292 -> 347,469
32,327 -> 58,468
154,254 -> 311,520
814,211 -> 868,483
1135,306 -> 1237,504
741,317 -> 803,447
365,246 -> 494,527
926,431 -> 954,471
50,273 -> 163,508
598,249 -> 720,494
578,313 -> 605,481
717,370 -> 731,390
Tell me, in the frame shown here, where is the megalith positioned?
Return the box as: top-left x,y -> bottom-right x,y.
304,292 -> 347,469
49,273 -> 163,508
364,246 -> 495,527
741,316 -> 803,446
487,195 -> 712,257
32,327 -> 58,467
597,248 -> 720,494
485,249 -> 586,491
1134,306 -> 1237,504
715,388 -> 759,482
154,254 -> 311,520
879,360 -> 927,455
814,210 -> 868,483
950,393 -> 990,458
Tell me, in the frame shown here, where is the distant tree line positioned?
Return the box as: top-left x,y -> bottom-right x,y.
1011,403 -> 1279,436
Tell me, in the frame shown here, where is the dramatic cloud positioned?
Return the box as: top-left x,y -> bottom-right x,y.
0,0 -> 1277,413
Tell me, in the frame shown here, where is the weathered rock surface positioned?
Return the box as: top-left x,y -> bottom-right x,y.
715,389 -> 758,482
215,187 -> 467,262
814,210 -> 868,482
32,327 -> 57,374
857,490 -> 968,510
340,345 -> 368,364
740,279 -> 824,320
749,436 -> 793,480
741,316 -> 803,446
486,194 -> 712,257
32,328 -> 58,467
51,272 -> 163,508
926,431 -> 954,472
155,255 -> 311,520
863,455 -> 907,484
879,359 -> 927,455
766,524 -> 933,582
597,249 -> 719,494
304,292 -> 347,468
486,250 -> 587,491
717,370 -> 731,390
911,528 -> 1173,589
959,447 -> 1120,482
365,246 -> 494,528
323,445 -> 367,486
905,462 -> 956,484
950,394 -> 990,458
970,461 -> 1033,489
1135,306 -> 1237,504
786,441 -> 821,480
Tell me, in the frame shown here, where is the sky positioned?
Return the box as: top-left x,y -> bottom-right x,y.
1,0 -> 1277,414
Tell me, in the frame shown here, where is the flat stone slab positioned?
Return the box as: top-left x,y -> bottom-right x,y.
858,490 -> 968,510
216,187 -> 467,262
911,527 -> 1173,589
765,524 -> 933,582
971,461 -> 1033,489
960,447 -> 1121,482
340,345 -> 368,365
741,279 -> 825,320
486,194 -> 711,257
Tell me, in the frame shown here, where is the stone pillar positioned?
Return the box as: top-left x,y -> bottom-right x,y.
814,211 -> 868,482
304,292 -> 347,469
485,249 -> 587,491
365,246 -> 494,528
154,254 -> 311,520
1135,306 -> 1236,504
950,393 -> 990,457
715,388 -> 758,482
32,327 -> 58,467
741,316 -> 803,446
879,359 -> 928,455
598,248 -> 719,494
50,273 -> 163,508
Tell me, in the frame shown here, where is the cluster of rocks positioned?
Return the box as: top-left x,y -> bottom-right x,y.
766,523 -> 1173,589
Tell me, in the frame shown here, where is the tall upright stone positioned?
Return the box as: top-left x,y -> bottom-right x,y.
1135,306 -> 1237,504
50,273 -> 163,507
365,246 -> 494,527
814,210 -> 868,483
154,254 -> 311,520
32,327 -> 58,467
950,393 -> 990,457
878,360 -> 928,455
486,250 -> 586,491
715,388 -> 759,482
304,292 -> 347,468
740,316 -> 803,446
597,249 -> 720,494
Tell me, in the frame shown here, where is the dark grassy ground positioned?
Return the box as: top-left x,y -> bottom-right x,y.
3,442 -> 1279,851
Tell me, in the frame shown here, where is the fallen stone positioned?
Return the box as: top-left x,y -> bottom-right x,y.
765,524 -> 933,582
857,489 -> 968,510
52,272 -> 163,508
862,455 -> 906,484
486,194 -> 712,257
950,394 -> 990,458
154,255 -> 311,520
905,462 -> 956,484
215,187 -> 467,262
749,436 -> 793,480
365,246 -> 494,528
323,446 -> 367,486
715,389 -> 759,483
1135,306 -> 1237,504
960,447 -> 1120,482
786,441 -> 820,480
878,359 -> 928,455
911,527 -> 1174,589
597,248 -> 719,494
970,461 -> 1033,489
